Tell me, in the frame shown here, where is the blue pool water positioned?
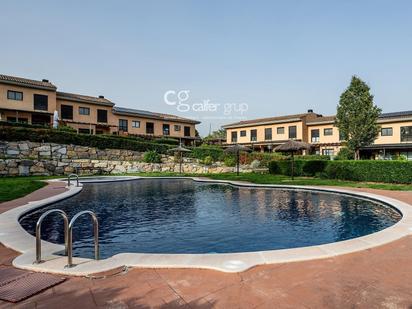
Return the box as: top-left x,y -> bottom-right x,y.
19,179 -> 401,258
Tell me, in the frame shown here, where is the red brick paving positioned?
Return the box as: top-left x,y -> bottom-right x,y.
1,183 -> 412,308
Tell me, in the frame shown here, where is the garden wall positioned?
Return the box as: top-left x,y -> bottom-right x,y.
0,141 -> 245,176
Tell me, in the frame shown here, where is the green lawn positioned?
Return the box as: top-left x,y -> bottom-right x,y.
0,177 -> 47,203
0,172 -> 411,203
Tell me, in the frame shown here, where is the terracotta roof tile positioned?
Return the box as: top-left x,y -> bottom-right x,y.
56,91 -> 114,106
113,107 -> 200,124
0,74 -> 56,90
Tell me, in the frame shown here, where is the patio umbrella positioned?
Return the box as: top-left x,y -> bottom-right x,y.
169,144 -> 191,174
224,144 -> 251,176
275,140 -> 311,180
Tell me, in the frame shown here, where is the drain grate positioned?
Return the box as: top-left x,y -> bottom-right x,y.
0,267 -> 66,303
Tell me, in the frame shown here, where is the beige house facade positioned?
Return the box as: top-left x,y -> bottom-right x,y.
0,74 -> 199,144
223,110 -> 412,160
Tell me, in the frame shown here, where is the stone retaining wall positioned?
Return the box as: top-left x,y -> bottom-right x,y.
0,141 -> 248,176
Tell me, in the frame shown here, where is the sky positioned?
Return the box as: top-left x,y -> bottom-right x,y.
1,0 -> 412,136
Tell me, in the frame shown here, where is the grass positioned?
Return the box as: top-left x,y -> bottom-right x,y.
0,177 -> 47,203
0,172 -> 410,203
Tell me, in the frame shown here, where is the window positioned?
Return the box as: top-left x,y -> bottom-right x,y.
264,128 -> 272,140
132,120 -> 140,128
240,130 -> 246,137
381,127 -> 393,136
33,94 -> 48,111
78,128 -> 93,134
311,129 -> 320,142
401,126 -> 412,142
146,122 -> 154,134
231,131 -> 238,143
163,124 -> 170,135
174,125 -> 181,131
97,109 -> 107,123
250,129 -> 257,142
322,148 -> 334,156
79,107 -> 90,115
7,90 -> 23,101
277,127 -> 285,134
288,126 -> 297,139
184,126 -> 191,137
61,105 -> 73,120
119,119 -> 128,132
7,117 -> 16,122
324,128 -> 333,136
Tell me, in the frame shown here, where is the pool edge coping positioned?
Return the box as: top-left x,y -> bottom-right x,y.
0,176 -> 411,275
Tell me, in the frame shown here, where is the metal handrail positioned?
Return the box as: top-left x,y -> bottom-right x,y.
35,209 -> 69,264
66,210 -> 99,267
67,173 -> 79,187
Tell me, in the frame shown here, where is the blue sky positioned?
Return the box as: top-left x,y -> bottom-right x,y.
1,1 -> 412,136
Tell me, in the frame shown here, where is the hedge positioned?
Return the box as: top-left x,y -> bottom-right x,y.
0,126 -> 172,153
324,160 -> 412,184
269,159 -> 412,184
268,160 -> 328,176
190,145 -> 224,161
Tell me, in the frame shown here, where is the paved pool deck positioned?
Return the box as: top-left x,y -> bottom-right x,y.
1,182 -> 412,308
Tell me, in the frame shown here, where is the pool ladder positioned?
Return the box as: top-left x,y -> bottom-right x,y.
34,175 -> 99,267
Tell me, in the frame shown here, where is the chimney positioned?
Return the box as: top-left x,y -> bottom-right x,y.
307,109 -> 314,113
98,95 -> 104,99
42,79 -> 49,83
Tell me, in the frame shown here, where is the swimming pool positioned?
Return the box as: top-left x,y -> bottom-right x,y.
19,178 -> 401,259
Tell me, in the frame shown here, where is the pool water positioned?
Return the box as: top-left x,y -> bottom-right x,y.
19,179 -> 401,258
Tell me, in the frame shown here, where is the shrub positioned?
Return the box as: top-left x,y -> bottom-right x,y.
57,125 -> 77,133
201,156 -> 213,166
190,145 -> 224,161
324,160 -> 412,184
143,151 -> 162,163
295,154 -> 330,161
224,156 -> 237,167
0,126 -> 172,153
269,160 -> 327,176
302,160 -> 328,176
335,147 -> 354,160
153,138 -> 179,145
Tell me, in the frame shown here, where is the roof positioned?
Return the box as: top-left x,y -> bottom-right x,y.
56,91 -> 115,106
379,110 -> 412,119
307,115 -> 336,125
0,74 -> 56,90
113,106 -> 200,124
307,111 -> 412,125
222,112 -> 320,128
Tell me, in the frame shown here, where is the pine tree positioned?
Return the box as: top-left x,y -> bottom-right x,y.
335,76 -> 381,160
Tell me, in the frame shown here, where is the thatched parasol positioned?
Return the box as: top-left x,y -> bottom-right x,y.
275,140 -> 311,180
169,144 -> 191,174
224,144 -> 251,176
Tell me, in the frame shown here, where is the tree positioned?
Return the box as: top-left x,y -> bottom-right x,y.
335,76 -> 381,160
204,129 -> 226,140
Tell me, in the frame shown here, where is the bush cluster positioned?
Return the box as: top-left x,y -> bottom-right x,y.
324,160 -> 412,184
268,160 -> 328,176
143,151 -> 162,163
269,159 -> 412,184
0,126 -> 172,153
190,145 -> 224,162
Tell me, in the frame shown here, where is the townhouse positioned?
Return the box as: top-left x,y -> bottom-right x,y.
223,109 -> 412,160
0,74 -> 199,144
